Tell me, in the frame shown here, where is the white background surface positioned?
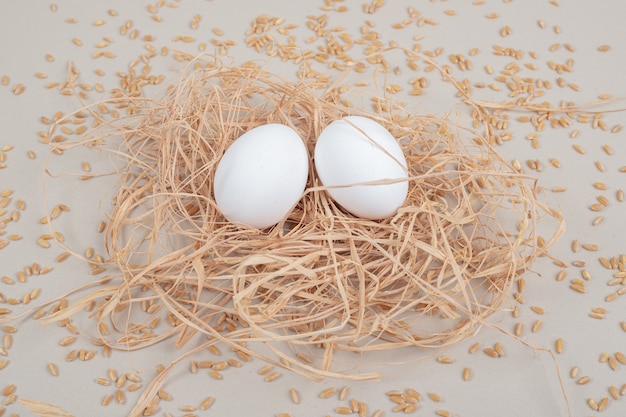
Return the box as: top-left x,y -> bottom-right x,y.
1,1 -> 625,417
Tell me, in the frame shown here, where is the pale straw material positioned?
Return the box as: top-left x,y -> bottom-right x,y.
39,55 -> 563,414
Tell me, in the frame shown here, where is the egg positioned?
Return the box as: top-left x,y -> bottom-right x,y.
314,116 -> 409,219
213,124 -> 309,229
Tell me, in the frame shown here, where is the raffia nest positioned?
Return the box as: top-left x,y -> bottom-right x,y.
43,55 -> 563,388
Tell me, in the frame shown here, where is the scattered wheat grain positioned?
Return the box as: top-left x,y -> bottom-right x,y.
555,338 -> 564,354
47,362 -> 59,376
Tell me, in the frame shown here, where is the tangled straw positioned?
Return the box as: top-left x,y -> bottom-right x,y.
41,55 -> 563,412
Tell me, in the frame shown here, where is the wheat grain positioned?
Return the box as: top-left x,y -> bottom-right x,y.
531,306 -> 545,314
555,338 -> 564,354
115,388 -> 125,404
339,385 -> 350,401
320,387 -> 337,398
597,397 -> 609,411
428,392 -> 442,402
48,362 -> 59,376
289,388 -> 300,404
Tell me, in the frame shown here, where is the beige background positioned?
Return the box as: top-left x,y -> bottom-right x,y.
1,1 -> 625,416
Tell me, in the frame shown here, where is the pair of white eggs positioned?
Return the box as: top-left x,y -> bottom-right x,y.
213,116 -> 409,229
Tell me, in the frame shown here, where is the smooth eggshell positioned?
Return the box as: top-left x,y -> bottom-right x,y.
314,116 -> 409,219
213,124 -> 308,229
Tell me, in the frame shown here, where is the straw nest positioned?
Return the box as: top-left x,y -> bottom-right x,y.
43,56 -> 563,385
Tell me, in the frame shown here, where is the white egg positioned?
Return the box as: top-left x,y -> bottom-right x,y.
213,124 -> 309,229
314,116 -> 409,219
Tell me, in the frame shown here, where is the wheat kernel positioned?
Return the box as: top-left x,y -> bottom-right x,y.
428,392 -> 442,402
555,338 -> 564,353
47,362 -> 59,376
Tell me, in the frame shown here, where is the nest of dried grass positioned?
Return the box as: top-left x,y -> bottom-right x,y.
43,55 -> 563,392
